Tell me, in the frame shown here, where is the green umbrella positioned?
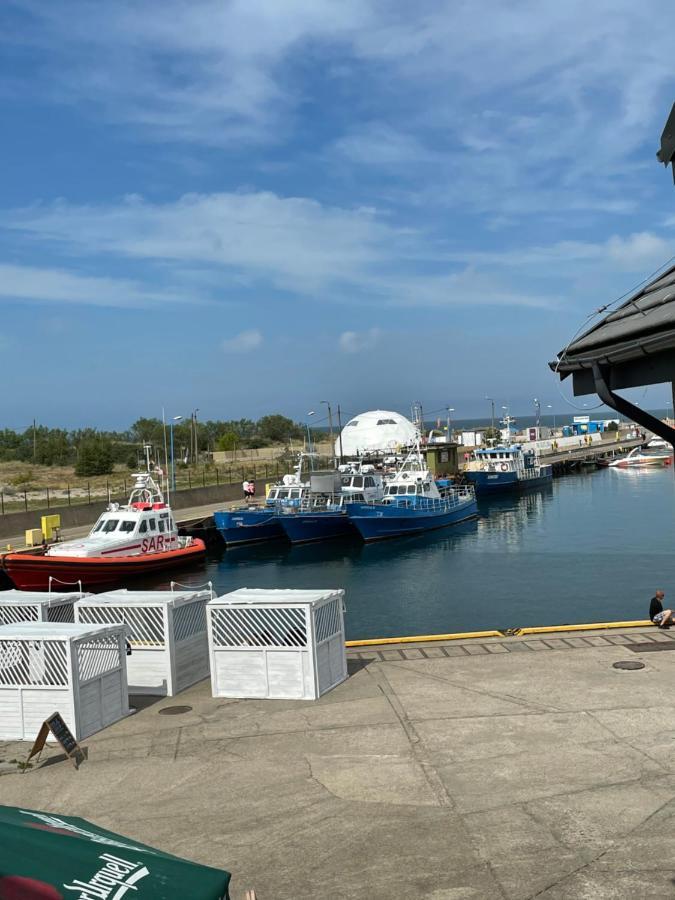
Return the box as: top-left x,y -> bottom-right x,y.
0,805 -> 231,899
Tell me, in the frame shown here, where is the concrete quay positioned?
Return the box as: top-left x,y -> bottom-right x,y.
3,625 -> 675,898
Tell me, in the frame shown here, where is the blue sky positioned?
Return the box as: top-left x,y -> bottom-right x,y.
2,0 -> 675,430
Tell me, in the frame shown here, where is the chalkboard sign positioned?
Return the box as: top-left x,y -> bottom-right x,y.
26,711 -> 83,769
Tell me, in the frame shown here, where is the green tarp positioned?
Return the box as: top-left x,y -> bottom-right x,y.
0,804 -> 231,899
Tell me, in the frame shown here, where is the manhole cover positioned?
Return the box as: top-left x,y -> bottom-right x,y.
158,705 -> 192,715
612,660 -> 645,671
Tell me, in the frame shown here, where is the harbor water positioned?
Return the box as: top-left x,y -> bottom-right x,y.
150,466 -> 675,641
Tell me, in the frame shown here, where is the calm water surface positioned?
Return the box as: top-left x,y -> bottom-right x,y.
151,467 -> 675,640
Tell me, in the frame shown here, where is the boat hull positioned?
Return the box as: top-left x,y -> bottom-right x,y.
213,509 -> 284,546
466,467 -> 553,495
2,540 -> 206,591
279,511 -> 355,544
346,498 -> 478,542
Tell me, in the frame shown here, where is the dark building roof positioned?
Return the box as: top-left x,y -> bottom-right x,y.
551,262 -> 675,396
657,102 -> 675,183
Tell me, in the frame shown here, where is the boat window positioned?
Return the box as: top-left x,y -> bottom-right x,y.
149,519 -> 156,531
276,489 -> 289,499
102,519 -> 119,533
352,476 -> 363,488
351,493 -> 364,502
119,521 -> 135,533
92,520 -> 105,532
377,419 -> 396,425
347,420 -> 359,427
158,519 -> 165,533
364,477 -> 375,487
407,485 -> 415,494
290,490 -> 300,499
139,520 -> 148,534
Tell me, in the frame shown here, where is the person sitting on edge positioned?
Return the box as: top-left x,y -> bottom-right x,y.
650,589 -> 674,628
242,479 -> 250,502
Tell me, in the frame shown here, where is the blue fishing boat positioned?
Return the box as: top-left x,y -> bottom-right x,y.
464,445 -> 553,495
214,457 -> 310,546
346,446 -> 477,541
279,470 -> 385,544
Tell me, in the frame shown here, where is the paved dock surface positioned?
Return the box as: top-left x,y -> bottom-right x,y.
3,626 -> 675,898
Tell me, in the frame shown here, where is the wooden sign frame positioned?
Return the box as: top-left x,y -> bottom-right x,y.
26,711 -> 83,770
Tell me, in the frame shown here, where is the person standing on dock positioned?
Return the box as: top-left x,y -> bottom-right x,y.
242,479 -> 250,503
650,590 -> 674,628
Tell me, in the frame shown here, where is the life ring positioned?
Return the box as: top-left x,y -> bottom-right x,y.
500,463 -> 508,472
401,473 -> 409,480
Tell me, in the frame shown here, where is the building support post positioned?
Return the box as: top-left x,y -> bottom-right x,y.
592,363 -> 675,451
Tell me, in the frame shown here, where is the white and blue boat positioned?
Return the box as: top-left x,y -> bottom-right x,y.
214,457 -> 310,546
345,446 -> 477,542
279,470 -> 385,544
464,445 -> 553,495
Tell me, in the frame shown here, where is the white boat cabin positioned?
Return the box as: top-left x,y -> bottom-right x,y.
382,451 -> 442,503
48,473 -> 180,559
467,445 -> 540,478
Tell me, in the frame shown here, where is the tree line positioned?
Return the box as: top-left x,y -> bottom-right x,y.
0,415 -> 314,476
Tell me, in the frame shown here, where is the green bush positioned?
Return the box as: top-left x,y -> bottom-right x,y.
75,436 -> 114,476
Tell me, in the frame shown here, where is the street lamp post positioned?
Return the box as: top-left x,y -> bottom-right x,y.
170,415 -> 183,491
547,404 -> 556,432
192,408 -> 200,465
485,396 -> 495,440
306,411 -> 315,471
321,400 -> 335,467
534,398 -> 541,429
446,407 -> 455,443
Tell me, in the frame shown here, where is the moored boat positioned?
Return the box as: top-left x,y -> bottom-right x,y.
2,472 -> 205,590
464,445 -> 553,495
279,469 -> 385,544
606,447 -> 673,468
214,455 -> 311,546
346,444 -> 477,541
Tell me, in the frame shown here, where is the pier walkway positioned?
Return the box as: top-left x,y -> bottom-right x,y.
3,623 -> 675,898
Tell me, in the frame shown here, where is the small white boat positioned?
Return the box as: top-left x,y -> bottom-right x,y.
607,447 -> 673,469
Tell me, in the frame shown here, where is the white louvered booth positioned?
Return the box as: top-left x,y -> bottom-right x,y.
0,590 -> 87,626
207,588 -> 347,700
0,622 -> 129,740
75,589 -> 211,696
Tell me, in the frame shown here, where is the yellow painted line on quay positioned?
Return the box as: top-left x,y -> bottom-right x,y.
345,620 -> 653,647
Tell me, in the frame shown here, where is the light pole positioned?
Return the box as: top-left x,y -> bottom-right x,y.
485,396 -> 495,440
321,400 -> 335,466
170,415 -> 183,491
533,397 -> 541,429
306,411 -> 315,470
446,407 -> 455,443
192,408 -> 200,464
547,404 -> 556,432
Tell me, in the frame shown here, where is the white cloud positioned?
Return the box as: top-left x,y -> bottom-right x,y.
339,328 -> 380,353
0,262 -> 191,309
222,329 -> 263,353
1,190 -> 561,310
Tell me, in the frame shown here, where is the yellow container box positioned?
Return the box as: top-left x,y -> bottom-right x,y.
25,528 -> 43,547
41,514 -> 61,540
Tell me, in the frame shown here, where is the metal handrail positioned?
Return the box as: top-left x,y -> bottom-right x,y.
348,490 -> 475,512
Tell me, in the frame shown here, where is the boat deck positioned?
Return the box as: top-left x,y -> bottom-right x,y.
2,621 -> 675,898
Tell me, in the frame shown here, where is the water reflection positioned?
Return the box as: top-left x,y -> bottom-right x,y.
137,469 -> 675,640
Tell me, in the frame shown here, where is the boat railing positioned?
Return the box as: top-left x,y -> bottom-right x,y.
351,489 -> 475,512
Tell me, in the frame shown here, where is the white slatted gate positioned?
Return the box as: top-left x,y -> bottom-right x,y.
75,589 -> 210,696
207,588 -> 346,700
0,622 -> 128,741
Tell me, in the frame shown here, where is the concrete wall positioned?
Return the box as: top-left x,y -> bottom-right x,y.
0,482 -> 244,539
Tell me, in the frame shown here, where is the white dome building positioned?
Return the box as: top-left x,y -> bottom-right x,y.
336,410 -> 418,457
